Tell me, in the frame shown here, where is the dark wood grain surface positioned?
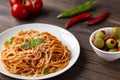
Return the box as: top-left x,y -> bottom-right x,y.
0,0 -> 120,80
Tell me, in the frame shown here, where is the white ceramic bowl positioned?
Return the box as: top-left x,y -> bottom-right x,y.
89,27 -> 120,61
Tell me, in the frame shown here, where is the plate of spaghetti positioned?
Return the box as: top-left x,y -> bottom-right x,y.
0,23 -> 80,80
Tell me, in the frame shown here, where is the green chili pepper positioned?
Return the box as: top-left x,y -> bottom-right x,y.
57,1 -> 94,18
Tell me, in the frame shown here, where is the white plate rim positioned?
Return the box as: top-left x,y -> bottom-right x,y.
0,23 -> 80,80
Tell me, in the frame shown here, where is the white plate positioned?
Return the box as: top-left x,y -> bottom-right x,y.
0,23 -> 80,80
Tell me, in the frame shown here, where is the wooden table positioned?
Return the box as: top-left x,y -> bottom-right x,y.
0,0 -> 120,80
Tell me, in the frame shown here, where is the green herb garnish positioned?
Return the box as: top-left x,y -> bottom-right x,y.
21,38 -> 44,49
34,38 -> 44,44
4,40 -> 9,46
43,68 -> 48,74
9,37 -> 14,44
4,37 -> 14,45
30,38 -> 36,47
21,42 -> 31,49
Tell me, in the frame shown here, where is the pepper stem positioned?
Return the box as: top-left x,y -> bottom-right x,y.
22,0 -> 26,4
92,0 -> 101,4
30,0 -> 34,2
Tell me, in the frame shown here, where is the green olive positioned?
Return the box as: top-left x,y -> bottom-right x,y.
108,48 -> 118,52
95,30 -> 106,39
106,38 -> 116,49
118,41 -> 120,47
94,38 -> 104,48
112,26 -> 120,39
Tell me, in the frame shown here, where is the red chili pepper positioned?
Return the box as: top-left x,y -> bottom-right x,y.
86,10 -> 109,25
65,12 -> 91,29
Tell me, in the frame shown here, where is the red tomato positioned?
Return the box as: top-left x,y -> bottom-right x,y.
11,4 -> 28,19
10,0 -> 22,7
25,0 -> 43,14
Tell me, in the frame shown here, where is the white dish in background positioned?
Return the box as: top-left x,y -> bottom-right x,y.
89,27 -> 120,61
0,23 -> 80,80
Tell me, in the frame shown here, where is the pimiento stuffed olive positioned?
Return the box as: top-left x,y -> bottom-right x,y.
93,38 -> 104,48
112,27 -> 120,39
92,26 -> 120,52
109,48 -> 118,52
95,30 -> 106,39
106,38 -> 116,49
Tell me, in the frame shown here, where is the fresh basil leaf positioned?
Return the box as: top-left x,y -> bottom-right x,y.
21,38 -> 44,49
21,42 -> 31,49
9,37 -> 14,44
44,68 -> 48,74
35,38 -> 44,44
4,37 -> 14,45
30,38 -> 36,47
4,40 -> 9,46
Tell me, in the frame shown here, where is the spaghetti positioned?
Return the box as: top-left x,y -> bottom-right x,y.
1,30 -> 71,77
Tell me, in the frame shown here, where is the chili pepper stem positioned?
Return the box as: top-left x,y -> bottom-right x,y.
92,0 -> 101,4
